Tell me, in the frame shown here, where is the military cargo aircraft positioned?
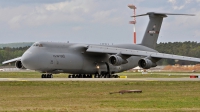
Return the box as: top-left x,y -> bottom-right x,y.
2,12 -> 199,78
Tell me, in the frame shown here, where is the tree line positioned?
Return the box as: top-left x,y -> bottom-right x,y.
0,41 -> 200,66
0,47 -> 29,65
155,41 -> 200,65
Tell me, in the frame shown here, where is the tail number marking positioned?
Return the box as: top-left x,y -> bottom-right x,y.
148,31 -> 159,34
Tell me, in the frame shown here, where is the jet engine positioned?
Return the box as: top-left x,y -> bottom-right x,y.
109,55 -> 127,66
138,58 -> 157,69
15,61 -> 26,69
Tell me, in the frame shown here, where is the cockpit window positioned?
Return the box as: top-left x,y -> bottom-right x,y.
32,43 -> 43,47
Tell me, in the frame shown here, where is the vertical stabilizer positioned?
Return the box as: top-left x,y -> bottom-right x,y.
141,13 -> 165,49
132,12 -> 194,49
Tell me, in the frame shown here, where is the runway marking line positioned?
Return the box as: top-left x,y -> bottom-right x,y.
7,78 -> 28,81
126,78 -> 155,81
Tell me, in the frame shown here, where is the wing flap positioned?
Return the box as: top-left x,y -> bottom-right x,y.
87,45 -> 200,62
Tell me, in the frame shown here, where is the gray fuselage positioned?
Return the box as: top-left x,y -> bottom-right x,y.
21,42 -> 158,74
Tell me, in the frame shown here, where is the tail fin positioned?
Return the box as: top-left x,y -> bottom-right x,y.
132,12 -> 194,49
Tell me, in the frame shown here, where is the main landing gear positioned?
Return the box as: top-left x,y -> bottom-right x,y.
68,74 -> 119,78
94,74 -> 119,78
68,74 -> 93,78
41,74 -> 53,78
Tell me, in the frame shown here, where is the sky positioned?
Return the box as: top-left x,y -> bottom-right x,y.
0,0 -> 200,44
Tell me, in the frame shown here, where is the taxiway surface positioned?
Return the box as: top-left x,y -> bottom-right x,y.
0,78 -> 199,81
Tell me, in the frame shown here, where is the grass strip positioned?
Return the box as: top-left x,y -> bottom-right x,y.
0,81 -> 200,111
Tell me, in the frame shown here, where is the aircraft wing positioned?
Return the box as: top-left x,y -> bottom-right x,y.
2,57 -> 21,65
86,45 -> 200,62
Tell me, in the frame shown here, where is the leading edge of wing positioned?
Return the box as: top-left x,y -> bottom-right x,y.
2,57 -> 21,65
86,45 -> 200,62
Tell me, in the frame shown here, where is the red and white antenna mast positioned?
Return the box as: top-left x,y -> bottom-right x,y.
128,4 -> 137,44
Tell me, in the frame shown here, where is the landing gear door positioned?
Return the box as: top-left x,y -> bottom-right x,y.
110,66 -> 121,73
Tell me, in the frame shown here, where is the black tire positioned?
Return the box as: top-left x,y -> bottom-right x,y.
47,74 -> 50,78
95,74 -> 98,78
41,74 -> 44,78
50,74 -> 53,78
44,74 -> 47,78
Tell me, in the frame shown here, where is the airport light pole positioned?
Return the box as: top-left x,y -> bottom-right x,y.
128,4 -> 137,44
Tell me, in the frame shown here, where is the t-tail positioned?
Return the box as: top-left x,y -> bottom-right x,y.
132,12 -> 194,49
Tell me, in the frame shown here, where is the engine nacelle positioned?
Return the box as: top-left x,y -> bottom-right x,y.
138,58 -> 157,69
109,55 -> 127,66
15,61 -> 26,69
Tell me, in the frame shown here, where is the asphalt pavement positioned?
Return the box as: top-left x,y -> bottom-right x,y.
0,78 -> 199,81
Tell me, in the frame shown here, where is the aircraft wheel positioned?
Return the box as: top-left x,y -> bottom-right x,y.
85,74 -> 88,78
95,74 -> 99,78
87,74 -> 91,78
101,75 -> 105,78
107,75 -> 110,78
42,74 -> 47,78
41,74 -> 44,78
78,74 -> 81,78
68,75 -> 71,78
50,74 -> 53,78
47,74 -> 52,78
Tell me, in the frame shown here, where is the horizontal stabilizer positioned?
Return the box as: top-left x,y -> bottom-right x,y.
131,12 -> 195,17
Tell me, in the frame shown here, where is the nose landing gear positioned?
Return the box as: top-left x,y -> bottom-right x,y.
41,74 -> 53,78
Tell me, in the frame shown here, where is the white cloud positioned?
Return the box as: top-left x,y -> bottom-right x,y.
168,0 -> 193,10
44,0 -> 93,13
168,0 -> 176,4
92,9 -> 123,24
0,0 -> 127,29
0,0 -> 97,29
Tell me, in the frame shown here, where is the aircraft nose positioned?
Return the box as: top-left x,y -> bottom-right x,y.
21,51 -> 38,69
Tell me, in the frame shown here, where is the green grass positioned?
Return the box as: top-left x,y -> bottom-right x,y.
0,71 -> 199,78
0,81 -> 200,111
